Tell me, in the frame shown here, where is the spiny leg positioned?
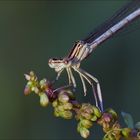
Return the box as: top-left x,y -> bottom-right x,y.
79,73 -> 87,96
72,67 -> 99,108
78,68 -> 103,109
53,84 -> 73,93
76,67 -> 103,112
66,68 -> 72,85
56,69 -> 64,80
68,68 -> 76,88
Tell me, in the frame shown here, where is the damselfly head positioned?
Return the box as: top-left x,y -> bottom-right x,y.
48,58 -> 62,67
48,58 -> 65,72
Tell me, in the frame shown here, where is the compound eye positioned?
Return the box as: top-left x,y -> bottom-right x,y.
49,58 -> 58,63
52,58 -> 58,61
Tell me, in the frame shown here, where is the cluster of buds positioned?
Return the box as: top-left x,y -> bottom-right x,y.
24,71 -> 51,107
52,90 -> 74,119
24,72 -> 140,139
97,109 -> 140,140
97,109 -> 121,140
120,122 -> 140,139
76,103 -> 101,138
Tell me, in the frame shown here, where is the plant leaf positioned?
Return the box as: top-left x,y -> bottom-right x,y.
121,111 -> 134,129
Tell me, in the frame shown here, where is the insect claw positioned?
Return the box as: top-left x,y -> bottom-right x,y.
68,83 -> 75,92
56,76 -> 59,80
84,91 -> 87,96
69,83 -> 72,86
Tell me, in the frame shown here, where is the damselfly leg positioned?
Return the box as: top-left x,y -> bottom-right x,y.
56,69 -> 64,80
72,66 -> 103,112
53,84 -> 73,93
68,68 -> 76,88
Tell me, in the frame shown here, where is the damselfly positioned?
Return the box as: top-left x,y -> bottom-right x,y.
48,0 -> 140,112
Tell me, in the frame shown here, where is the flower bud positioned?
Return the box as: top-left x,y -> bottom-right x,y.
58,105 -> 65,112
31,87 -> 39,93
30,71 -> 35,76
24,74 -> 31,81
63,102 -> 73,110
61,111 -> 72,119
65,90 -> 75,99
58,94 -> 69,103
27,81 -> 32,86
52,100 -> 58,108
79,127 -> 90,138
103,113 -> 111,123
30,71 -> 36,81
31,87 -> 35,92
77,124 -> 81,133
80,119 -> 93,129
92,106 -> 101,118
40,79 -> 48,89
34,87 -> 39,94
81,112 -> 92,120
107,108 -> 118,119
107,134 -> 116,140
91,115 -> 97,121
39,93 -> 49,107
54,109 -> 60,117
103,122 -> 110,131
121,128 -> 131,138
82,104 -> 94,114
24,85 -> 31,95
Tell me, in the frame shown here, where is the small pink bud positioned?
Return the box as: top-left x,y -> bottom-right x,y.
103,113 -> 111,122
24,86 -> 31,95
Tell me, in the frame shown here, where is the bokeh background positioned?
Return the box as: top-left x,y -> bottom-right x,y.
0,0 -> 140,139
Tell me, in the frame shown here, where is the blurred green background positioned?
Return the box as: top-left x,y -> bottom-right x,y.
0,0 -> 140,139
